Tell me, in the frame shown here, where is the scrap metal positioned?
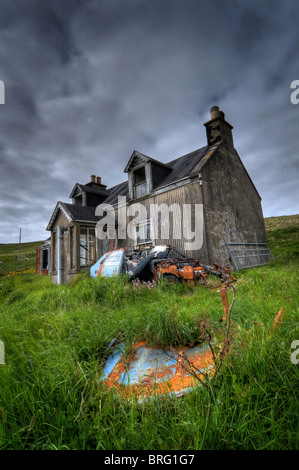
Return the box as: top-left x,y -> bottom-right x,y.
92,245 -> 238,400
100,340 -> 215,403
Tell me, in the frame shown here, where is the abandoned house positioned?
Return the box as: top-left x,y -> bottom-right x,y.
46,106 -> 272,284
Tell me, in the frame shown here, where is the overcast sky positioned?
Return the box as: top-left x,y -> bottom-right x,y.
0,0 -> 298,244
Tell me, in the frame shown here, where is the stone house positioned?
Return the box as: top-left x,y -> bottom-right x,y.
46,106 -> 271,284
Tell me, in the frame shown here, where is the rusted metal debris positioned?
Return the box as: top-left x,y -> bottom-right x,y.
90,245 -> 236,323
153,258 -> 236,322
94,246 -> 286,400
100,340 -> 215,403
100,300 -> 286,402
93,246 -> 238,400
90,245 -> 236,286
153,259 -> 236,287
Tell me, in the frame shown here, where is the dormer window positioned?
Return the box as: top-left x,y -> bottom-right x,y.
125,150 -> 171,201
71,187 -> 86,206
133,167 -> 147,198
69,177 -> 108,208
74,194 -> 83,206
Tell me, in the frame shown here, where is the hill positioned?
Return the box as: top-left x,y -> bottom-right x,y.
265,214 -> 299,262
0,240 -> 43,276
264,214 -> 299,231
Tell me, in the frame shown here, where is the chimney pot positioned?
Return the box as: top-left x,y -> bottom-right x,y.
210,106 -> 220,120
96,176 -> 101,185
204,106 -> 233,147
90,174 -> 96,183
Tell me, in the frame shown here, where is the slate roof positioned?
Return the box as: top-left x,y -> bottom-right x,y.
47,201 -> 102,230
38,237 -> 51,249
96,145 -> 213,206
78,184 -> 108,196
102,180 -> 129,206
62,203 -> 101,222
158,145 -> 210,187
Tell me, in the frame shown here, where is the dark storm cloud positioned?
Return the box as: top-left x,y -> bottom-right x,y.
0,0 -> 298,243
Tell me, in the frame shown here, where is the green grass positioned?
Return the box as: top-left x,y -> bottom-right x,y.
0,216 -> 298,450
0,240 -> 42,276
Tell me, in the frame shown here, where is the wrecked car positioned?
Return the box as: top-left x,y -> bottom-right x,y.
90,245 -> 172,280
90,245 -> 235,287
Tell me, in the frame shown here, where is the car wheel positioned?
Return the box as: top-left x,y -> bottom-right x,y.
163,274 -> 182,284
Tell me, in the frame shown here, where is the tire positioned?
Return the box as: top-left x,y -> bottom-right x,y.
163,274 -> 182,284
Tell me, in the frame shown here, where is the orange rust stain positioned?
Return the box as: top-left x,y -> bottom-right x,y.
273,307 -> 284,328
220,288 -> 229,321
101,342 -> 215,401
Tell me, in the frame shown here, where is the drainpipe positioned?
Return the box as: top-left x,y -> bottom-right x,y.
57,225 -> 62,285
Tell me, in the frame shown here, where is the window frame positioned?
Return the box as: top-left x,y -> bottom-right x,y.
134,218 -> 154,249
79,227 -> 96,267
129,163 -> 152,200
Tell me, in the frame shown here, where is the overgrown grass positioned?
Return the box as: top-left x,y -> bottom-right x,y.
0,240 -> 42,276
0,216 -> 298,450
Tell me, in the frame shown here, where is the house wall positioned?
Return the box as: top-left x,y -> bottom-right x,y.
201,145 -> 267,267
50,211 -> 98,283
107,145 -> 267,268
113,180 -> 210,263
36,247 -> 42,274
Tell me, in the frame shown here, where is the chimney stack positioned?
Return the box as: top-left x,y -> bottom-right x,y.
204,106 -> 233,147
85,174 -> 107,191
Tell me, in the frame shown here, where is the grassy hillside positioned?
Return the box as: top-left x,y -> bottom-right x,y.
0,216 -> 298,450
265,214 -> 299,262
0,240 -> 43,276
264,214 -> 299,231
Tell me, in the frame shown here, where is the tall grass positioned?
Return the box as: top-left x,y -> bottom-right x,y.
0,217 -> 298,449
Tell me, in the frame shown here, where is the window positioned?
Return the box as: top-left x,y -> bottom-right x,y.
133,167 -> 147,198
42,249 -> 48,269
135,220 -> 153,248
74,192 -> 86,206
80,228 -> 95,266
75,195 -> 83,206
